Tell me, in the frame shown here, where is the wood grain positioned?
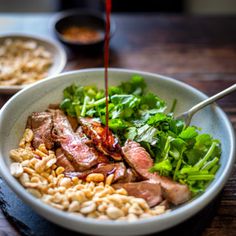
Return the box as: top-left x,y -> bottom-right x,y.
0,14 -> 236,236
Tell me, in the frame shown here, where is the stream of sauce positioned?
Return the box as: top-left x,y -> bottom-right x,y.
104,0 -> 112,140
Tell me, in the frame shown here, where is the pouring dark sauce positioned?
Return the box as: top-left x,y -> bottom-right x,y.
104,0 -> 112,140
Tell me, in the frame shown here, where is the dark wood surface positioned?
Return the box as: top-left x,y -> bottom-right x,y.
0,13 -> 235,236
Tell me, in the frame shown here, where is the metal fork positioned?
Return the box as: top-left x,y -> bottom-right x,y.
176,83 -> 236,126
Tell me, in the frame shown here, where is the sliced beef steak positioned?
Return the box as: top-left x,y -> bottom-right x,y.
116,168 -> 141,183
75,126 -> 91,144
157,176 -> 191,205
122,140 -> 154,180
26,111 -> 54,149
113,181 -> 162,207
79,117 -> 122,160
51,109 -> 109,171
122,140 -> 191,205
65,162 -> 126,183
55,148 -> 75,172
67,115 -> 79,131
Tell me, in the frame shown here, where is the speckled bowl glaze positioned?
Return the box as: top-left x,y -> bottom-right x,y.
0,69 -> 235,235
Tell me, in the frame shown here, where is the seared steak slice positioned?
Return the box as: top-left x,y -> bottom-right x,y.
26,111 -> 54,149
113,181 -> 163,207
116,168 -> 141,183
157,176 -> 191,205
79,117 -> 122,160
122,140 -> 153,180
67,115 -> 79,131
56,148 -> 75,172
51,109 -> 109,171
122,140 -> 191,205
75,126 -> 91,144
65,162 -> 126,183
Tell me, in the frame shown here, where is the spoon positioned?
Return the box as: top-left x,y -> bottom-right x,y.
176,83 -> 236,126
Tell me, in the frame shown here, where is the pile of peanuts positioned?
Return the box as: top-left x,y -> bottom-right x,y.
9,128 -> 168,221
0,38 -> 52,86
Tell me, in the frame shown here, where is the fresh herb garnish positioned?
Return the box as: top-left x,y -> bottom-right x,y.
60,75 -> 221,195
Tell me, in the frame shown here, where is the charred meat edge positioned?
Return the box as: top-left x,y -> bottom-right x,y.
79,117 -> 122,161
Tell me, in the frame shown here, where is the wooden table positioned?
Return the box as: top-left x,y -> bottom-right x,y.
0,13 -> 236,236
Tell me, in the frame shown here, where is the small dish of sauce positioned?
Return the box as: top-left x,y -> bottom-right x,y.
61,26 -> 103,44
53,10 -> 115,51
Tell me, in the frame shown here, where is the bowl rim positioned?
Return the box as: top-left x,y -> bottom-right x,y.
52,8 -> 116,46
0,33 -> 67,93
0,68 -> 235,232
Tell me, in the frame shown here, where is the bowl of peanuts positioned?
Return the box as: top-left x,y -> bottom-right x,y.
0,69 -> 234,235
0,34 -> 66,94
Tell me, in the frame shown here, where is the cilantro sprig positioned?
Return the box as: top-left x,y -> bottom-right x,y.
60,75 -> 221,195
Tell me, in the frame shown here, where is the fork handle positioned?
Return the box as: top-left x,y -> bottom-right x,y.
188,83 -> 236,117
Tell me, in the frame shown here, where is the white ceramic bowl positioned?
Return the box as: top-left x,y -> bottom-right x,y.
0,34 -> 67,94
0,69 -> 235,235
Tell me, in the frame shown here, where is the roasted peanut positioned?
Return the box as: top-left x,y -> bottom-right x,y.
127,213 -> 138,222
106,206 -> 124,220
27,188 -> 42,198
34,149 -> 47,158
46,158 -> 57,169
80,201 -> 96,214
38,144 -> 48,154
86,173 -> 104,183
34,160 -> 46,173
55,166 -> 65,176
105,174 -> 114,185
128,203 -> 143,215
58,177 -> 72,188
19,129 -> 33,147
19,173 -> 30,186
68,201 -> 80,212
10,162 -> 23,177
9,149 -> 23,162
115,188 -> 128,195
153,205 -> 165,215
